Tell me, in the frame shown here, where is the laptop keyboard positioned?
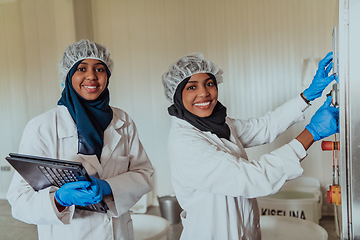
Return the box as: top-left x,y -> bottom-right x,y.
38,166 -> 98,210
38,166 -> 78,187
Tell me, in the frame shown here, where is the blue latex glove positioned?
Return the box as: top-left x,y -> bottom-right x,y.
305,96 -> 339,141
55,181 -> 103,207
90,176 -> 112,196
303,52 -> 336,101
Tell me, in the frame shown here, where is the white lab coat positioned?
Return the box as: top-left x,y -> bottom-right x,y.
168,96 -> 309,240
7,105 -> 154,240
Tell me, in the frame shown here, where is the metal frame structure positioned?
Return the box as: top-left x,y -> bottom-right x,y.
339,0 -> 360,239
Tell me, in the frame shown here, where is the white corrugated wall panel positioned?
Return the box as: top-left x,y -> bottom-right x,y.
0,2 -> 28,198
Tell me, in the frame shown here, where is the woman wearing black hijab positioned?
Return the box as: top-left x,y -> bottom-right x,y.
7,39 -> 154,240
162,52 -> 338,239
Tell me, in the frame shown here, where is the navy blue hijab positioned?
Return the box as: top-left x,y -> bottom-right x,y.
58,60 -> 113,161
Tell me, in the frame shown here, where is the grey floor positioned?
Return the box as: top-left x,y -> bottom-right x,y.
0,199 -> 339,240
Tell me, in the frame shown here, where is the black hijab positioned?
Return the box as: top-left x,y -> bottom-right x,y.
168,73 -> 231,140
58,60 -> 113,161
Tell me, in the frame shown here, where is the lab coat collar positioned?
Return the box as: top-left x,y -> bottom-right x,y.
171,116 -> 246,158
56,105 -> 125,176
56,105 -> 125,136
99,108 -> 125,169
57,105 -> 77,139
171,116 -> 236,141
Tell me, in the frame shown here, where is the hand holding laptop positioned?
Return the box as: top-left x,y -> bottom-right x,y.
90,176 -> 112,196
55,181 -> 103,207
6,153 -> 109,213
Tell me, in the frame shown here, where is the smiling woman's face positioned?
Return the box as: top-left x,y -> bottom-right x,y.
182,73 -> 218,117
71,59 -> 108,100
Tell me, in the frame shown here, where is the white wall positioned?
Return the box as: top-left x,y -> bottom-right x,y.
0,0 -> 337,214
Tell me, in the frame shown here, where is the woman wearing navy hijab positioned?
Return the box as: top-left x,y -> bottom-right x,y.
7,39 -> 154,240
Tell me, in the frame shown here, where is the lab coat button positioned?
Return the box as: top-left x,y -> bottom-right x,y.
105,218 -> 110,223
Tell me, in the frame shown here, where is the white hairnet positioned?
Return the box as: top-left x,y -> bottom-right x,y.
162,52 -> 223,103
58,39 -> 114,87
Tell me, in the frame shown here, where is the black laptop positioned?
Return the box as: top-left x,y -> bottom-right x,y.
6,153 -> 108,213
